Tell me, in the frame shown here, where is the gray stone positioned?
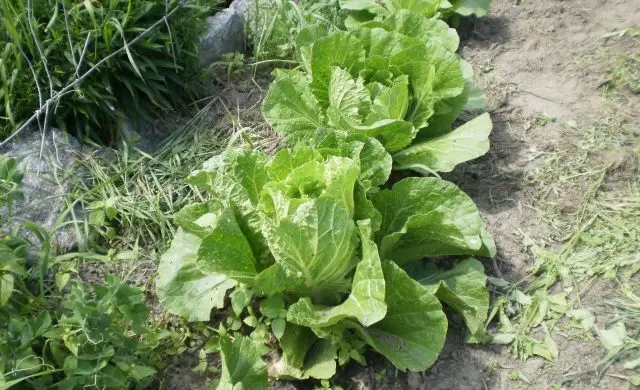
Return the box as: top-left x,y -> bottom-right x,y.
1,127 -> 84,255
198,0 -> 254,65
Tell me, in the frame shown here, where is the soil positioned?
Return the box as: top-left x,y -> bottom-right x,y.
405,0 -> 640,389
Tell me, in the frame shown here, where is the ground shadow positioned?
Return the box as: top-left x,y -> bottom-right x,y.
458,14 -> 512,49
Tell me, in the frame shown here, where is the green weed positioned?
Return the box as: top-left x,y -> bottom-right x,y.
247,0 -> 343,60
0,0 -> 224,142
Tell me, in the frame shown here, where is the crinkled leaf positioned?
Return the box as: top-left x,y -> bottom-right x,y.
401,47 -> 464,103
408,258 -> 489,341
393,113 -> 492,173
416,59 -> 485,140
310,31 -> 366,108
263,69 -> 325,141
263,156 -> 360,218
197,209 -> 260,284
364,10 -> 459,52
354,182 -> 382,232
156,228 -> 236,322
173,201 -> 223,238
217,333 -> 268,390
287,220 -> 386,328
265,198 -> 359,297
327,66 -> 371,125
216,149 -> 270,209
327,113 -> 417,153
187,149 -> 272,265
396,62 -> 436,130
0,273 -> 14,307
268,147 -> 323,182
372,177 -> 491,263
351,261 -> 447,371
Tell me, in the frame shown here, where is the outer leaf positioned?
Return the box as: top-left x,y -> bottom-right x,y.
0,273 -> 14,307
396,62 -> 436,130
327,67 -> 371,125
354,182 -> 383,232
383,0 -> 441,16
352,261 -> 447,371
393,113 -> 492,173
340,0 -> 388,13
416,59 -> 485,140
252,263 -> 307,296
356,27 -> 407,60
310,32 -> 366,107
173,201 -> 223,238
156,229 -> 236,322
372,177 -> 490,263
408,258 -> 489,341
449,0 -> 491,16
197,209 -> 260,284
354,137 -> 393,191
365,10 -> 459,52
461,59 -> 487,111
217,149 -> 271,209
287,220 -> 387,328
217,333 -> 268,390
265,198 -> 359,297
278,324 -> 317,370
301,340 -> 337,379
210,149 -> 273,266
322,157 -> 360,215
270,330 -> 336,380
263,69 -> 325,141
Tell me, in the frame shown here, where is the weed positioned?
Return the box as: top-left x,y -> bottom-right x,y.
247,0 -> 343,60
0,0 -> 224,142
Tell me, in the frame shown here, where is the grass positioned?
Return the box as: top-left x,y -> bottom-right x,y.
0,0 -> 224,143
486,36 -> 640,385
64,80 -> 280,257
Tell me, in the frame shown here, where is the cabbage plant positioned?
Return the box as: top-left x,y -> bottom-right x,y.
156,140 -> 495,387
263,10 -> 492,175
339,0 -> 492,24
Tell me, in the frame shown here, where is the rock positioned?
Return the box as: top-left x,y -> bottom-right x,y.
199,0 -> 254,65
1,127 -> 84,255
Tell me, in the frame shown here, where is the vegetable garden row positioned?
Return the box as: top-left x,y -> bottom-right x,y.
156,0 -> 496,387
